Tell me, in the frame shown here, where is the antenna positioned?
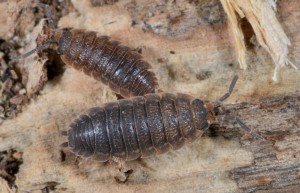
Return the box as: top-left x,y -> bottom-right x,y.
12,3 -> 55,61
217,115 -> 267,141
11,48 -> 37,61
214,75 -> 238,107
214,75 -> 267,141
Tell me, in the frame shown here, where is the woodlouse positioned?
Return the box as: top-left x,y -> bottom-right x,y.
21,4 -> 159,98
61,76 -> 266,161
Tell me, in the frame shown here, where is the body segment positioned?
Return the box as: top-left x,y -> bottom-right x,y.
54,29 -> 158,98
23,4 -> 159,98
66,93 -> 209,161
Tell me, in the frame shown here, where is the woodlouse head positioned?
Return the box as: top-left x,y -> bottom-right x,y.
204,102 -> 216,124
13,3 -> 61,60
35,3 -> 65,53
36,25 -> 59,51
201,77 -> 236,127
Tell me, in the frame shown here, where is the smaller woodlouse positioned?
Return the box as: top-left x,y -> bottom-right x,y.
20,4 -> 159,98
61,75 -> 266,162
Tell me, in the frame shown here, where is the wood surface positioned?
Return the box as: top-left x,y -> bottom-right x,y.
0,0 -> 299,192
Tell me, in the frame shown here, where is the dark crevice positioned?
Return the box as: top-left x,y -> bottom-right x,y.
43,49 -> 66,81
0,149 -> 23,188
240,17 -> 256,49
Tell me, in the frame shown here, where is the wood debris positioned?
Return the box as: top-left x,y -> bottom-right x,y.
220,0 -> 298,81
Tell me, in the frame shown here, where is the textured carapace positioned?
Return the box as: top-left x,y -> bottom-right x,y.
61,75 -> 266,161
37,27 -> 159,98
64,93 -> 210,161
22,4 -> 158,98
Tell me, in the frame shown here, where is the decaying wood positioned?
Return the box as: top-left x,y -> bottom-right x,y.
210,95 -> 300,192
0,91 -> 299,192
219,0 -> 248,70
220,0 -> 298,81
0,0 -> 299,193
22,20 -> 48,97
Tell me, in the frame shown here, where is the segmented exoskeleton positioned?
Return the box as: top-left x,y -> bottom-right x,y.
55,29 -> 158,97
61,76 -> 266,161
22,4 -> 159,98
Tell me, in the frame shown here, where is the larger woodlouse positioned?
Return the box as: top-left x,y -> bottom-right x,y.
61,76 -> 266,161
21,4 -> 159,98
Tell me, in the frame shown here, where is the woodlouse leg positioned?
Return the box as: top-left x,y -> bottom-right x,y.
14,43 -> 52,61
111,157 -> 129,172
218,115 -> 267,141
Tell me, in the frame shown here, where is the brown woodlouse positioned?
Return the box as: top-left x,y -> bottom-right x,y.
61,75 -> 266,161
21,4 -> 159,98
